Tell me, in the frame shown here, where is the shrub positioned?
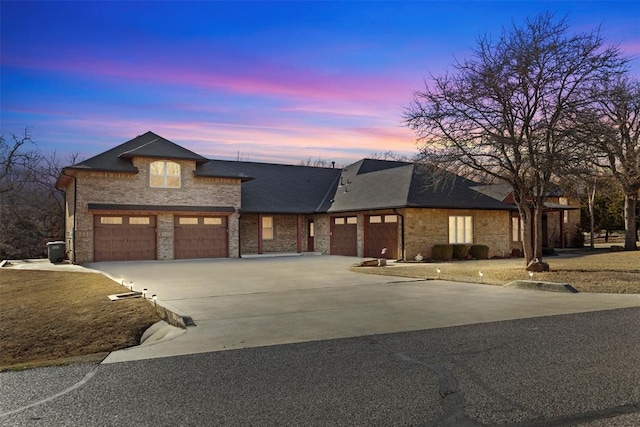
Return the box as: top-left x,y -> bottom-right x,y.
452,244 -> 468,259
542,247 -> 556,256
432,244 -> 453,261
469,245 -> 489,259
572,227 -> 585,247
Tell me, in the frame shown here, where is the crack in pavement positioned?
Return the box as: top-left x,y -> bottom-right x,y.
396,352 -> 483,426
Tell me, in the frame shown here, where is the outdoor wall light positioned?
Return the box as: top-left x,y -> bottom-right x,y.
142,288 -> 148,298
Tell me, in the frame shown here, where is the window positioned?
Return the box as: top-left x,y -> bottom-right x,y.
346,217 -> 357,225
335,218 -> 345,225
204,217 -> 223,225
449,216 -> 473,244
369,216 -> 382,224
129,217 -> 150,225
262,216 -> 273,240
150,161 -> 181,188
512,217 -> 523,242
100,217 -> 122,225
384,215 -> 398,223
179,217 -> 199,225
309,222 -> 315,237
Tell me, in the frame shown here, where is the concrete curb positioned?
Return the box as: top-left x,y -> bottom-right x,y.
99,271 -> 196,328
140,320 -> 186,346
506,280 -> 579,293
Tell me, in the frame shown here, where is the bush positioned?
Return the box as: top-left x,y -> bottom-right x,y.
469,245 -> 489,259
432,244 -> 453,261
572,227 -> 585,247
452,244 -> 468,259
542,247 -> 556,256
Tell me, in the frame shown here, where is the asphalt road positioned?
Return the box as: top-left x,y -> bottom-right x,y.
2,307 -> 639,426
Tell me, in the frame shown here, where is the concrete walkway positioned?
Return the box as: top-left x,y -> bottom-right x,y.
82,256 -> 640,364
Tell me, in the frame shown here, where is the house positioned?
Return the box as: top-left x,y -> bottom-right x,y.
55,131 -> 581,263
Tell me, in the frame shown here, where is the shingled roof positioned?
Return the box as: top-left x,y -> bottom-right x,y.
212,160 -> 341,214
328,159 -> 515,212
56,132 -> 250,188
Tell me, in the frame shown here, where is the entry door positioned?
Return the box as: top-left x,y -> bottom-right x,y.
307,220 -> 315,252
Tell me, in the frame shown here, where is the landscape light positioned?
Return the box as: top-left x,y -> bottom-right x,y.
436,267 -> 441,279
529,271 -> 534,279
479,271 -> 484,282
142,288 -> 148,298
151,294 -> 157,307
129,281 -> 134,291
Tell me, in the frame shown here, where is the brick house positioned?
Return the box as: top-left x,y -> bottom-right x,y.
56,132 -> 580,263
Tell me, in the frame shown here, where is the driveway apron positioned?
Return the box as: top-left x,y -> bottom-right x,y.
87,256 -> 640,363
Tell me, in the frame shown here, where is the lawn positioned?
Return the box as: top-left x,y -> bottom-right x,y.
0,269 -> 160,371
352,250 -> 640,294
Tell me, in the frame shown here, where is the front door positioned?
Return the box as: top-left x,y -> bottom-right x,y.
307,220 -> 315,252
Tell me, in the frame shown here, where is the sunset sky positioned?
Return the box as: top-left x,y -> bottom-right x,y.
2,1 -> 639,166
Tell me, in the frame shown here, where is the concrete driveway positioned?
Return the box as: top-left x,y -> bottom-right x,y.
87,255 -> 640,364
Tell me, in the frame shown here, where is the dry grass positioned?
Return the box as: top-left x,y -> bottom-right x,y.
0,269 -> 160,371
352,251 -> 640,294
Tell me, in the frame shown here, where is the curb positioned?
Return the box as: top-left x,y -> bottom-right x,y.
99,271 -> 196,328
505,280 -> 579,293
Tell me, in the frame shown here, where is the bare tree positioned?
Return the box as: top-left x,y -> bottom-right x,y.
0,129 -> 74,259
585,77 -> 640,250
404,13 -> 626,266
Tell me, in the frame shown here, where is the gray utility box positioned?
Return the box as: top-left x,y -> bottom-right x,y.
46,241 -> 66,263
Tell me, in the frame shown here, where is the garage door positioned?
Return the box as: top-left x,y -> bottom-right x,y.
94,215 -> 157,262
174,216 -> 228,259
330,216 -> 357,256
365,214 -> 398,259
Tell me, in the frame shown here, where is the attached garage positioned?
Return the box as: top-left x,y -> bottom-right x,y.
364,214 -> 398,259
174,216 -> 228,259
330,216 -> 357,256
94,215 -> 157,262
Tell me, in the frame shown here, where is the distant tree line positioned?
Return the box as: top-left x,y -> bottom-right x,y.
0,129 -> 72,259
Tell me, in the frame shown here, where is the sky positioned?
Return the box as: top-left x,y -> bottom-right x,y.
2,1 -> 639,166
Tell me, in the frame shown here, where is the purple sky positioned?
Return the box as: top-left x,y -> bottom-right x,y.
2,1 -> 639,166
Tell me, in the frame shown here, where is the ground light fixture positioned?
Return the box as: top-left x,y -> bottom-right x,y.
479,271 -> 484,283
151,294 -> 157,308
142,288 -> 148,298
129,281 -> 134,291
436,267 -> 441,279
529,271 -> 534,279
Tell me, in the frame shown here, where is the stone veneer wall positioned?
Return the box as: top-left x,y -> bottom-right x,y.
402,208 -> 511,260
69,157 -> 241,264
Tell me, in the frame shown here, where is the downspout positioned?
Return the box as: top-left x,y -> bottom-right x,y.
394,209 -> 405,261
238,211 -> 242,258
61,169 -> 77,264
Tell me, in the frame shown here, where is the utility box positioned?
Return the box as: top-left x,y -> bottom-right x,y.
46,241 -> 66,263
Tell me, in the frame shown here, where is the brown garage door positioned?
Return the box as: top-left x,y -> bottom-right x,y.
94,215 -> 157,262
365,214 -> 398,259
330,216 -> 357,256
174,216 -> 228,259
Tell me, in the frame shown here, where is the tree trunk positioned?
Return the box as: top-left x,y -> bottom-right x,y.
533,204 -> 545,260
624,193 -> 638,250
519,204 -> 534,266
588,184 -> 596,249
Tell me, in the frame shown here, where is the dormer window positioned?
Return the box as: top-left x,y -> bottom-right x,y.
150,161 -> 181,188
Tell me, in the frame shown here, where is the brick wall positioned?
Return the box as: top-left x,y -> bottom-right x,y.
240,214 -> 302,254
402,208 -> 510,260
68,157 -> 241,263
